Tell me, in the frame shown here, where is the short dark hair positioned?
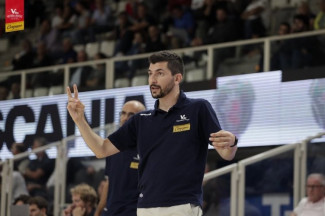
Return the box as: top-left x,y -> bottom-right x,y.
28,196 -> 48,210
13,194 -> 31,205
148,50 -> 184,76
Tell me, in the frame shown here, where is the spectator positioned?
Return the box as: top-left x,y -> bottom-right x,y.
7,82 -> 21,100
13,194 -> 31,205
168,5 -> 195,48
11,142 -> 29,173
128,3 -> 155,34
314,0 -> 325,30
72,1 -> 94,44
191,7 -> 239,46
28,196 -> 49,216
95,100 -> 145,216
270,22 -> 291,71
110,12 -> 133,56
23,137 -> 55,199
30,42 -> 54,88
296,1 -> 315,30
36,19 -> 62,59
145,25 -> 166,53
56,5 -> 77,39
126,32 -> 147,79
12,39 -> 36,71
63,183 -> 98,216
290,173 -> 325,216
58,37 -> 78,64
51,4 -> 64,29
84,52 -> 107,91
69,49 -> 96,91
240,0 -> 266,38
90,0 -> 113,36
12,171 -> 29,203
192,7 -> 239,73
0,85 -> 8,100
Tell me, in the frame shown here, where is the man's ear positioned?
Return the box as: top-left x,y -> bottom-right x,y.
175,73 -> 183,84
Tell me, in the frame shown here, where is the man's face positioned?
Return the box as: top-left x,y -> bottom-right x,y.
29,204 -> 45,216
120,103 -> 139,126
306,177 -> 325,202
148,62 -> 175,99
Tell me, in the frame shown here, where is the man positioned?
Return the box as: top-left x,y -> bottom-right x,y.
291,173 -> 325,216
63,183 -> 98,216
95,100 -> 146,216
67,50 -> 237,215
28,196 -> 48,216
23,137 -> 55,199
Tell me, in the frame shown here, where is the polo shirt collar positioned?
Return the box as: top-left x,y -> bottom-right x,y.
153,90 -> 187,114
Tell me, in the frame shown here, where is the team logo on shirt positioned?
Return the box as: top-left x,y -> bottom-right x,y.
173,123 -> 191,132
133,154 -> 140,161
176,114 -> 190,122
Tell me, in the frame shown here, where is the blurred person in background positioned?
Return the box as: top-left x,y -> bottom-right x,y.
23,137 -> 55,199
28,196 -> 49,216
290,173 -> 325,216
63,183 -> 98,216
95,100 -> 145,216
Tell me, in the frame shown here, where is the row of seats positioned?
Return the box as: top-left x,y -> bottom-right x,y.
5,67 -> 206,99
74,40 -> 116,58
115,68 -> 205,88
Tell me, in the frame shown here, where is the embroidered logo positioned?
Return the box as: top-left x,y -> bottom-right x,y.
133,154 -> 140,161
176,114 -> 190,122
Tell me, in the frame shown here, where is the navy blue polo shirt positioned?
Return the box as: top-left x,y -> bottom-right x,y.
103,149 -> 139,216
108,91 -> 221,208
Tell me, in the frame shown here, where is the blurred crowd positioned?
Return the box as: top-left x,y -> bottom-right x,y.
0,0 -> 325,101
0,137 -> 106,216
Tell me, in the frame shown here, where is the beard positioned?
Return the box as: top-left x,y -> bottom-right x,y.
150,78 -> 175,99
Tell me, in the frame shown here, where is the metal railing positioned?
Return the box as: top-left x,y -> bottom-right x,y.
0,123 -> 117,216
202,131 -> 325,216
1,123 -> 324,216
1,29 -> 325,98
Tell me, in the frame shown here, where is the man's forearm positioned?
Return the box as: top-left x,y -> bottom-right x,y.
75,118 -> 119,158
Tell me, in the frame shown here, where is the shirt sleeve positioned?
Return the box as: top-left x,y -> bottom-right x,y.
198,100 -> 222,144
293,197 -> 307,214
107,115 -> 138,151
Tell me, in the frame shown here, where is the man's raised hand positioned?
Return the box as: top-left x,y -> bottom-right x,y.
67,84 -> 85,123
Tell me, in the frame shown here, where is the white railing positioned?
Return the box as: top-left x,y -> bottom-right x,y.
202,131 -> 325,216
1,129 -> 323,216
0,123 -> 117,216
1,29 -> 325,98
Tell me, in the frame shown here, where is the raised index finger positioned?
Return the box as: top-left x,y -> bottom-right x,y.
73,84 -> 79,99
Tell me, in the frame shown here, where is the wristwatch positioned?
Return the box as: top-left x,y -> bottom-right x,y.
229,136 -> 238,147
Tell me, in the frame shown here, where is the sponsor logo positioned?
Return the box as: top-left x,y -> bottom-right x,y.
140,113 -> 151,116
173,123 -> 190,132
11,9 -> 18,14
130,162 -> 139,169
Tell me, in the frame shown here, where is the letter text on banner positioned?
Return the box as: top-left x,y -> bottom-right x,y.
5,0 -> 24,32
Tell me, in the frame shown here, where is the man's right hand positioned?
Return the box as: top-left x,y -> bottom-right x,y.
67,84 -> 85,123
